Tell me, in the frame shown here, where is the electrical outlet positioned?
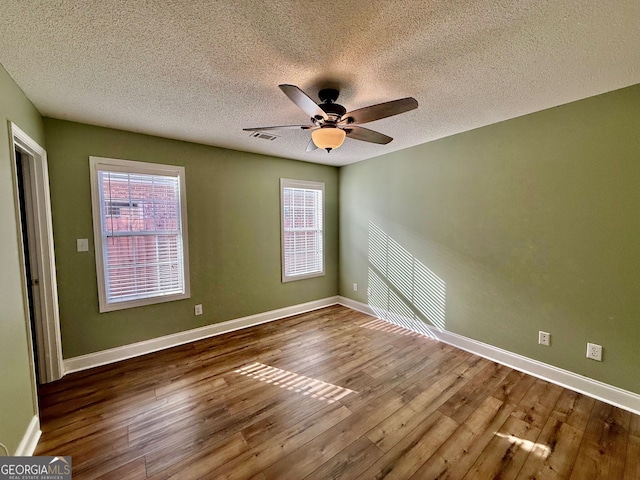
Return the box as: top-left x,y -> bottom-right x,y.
586,342 -> 602,361
538,331 -> 550,346
194,304 -> 203,316
353,283 -> 358,292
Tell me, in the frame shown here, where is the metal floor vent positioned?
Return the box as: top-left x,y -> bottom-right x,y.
250,131 -> 279,141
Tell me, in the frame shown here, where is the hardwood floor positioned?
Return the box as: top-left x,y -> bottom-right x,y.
36,305 -> 639,479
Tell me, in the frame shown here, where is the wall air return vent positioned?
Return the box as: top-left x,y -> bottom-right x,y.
250,131 -> 279,141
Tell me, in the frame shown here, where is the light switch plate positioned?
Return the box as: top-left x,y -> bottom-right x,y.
77,238 -> 89,252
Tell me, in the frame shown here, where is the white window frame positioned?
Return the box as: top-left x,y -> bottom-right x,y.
280,178 -> 325,282
89,156 -> 190,312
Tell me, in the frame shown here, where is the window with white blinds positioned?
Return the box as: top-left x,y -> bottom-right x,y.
281,179 -> 324,282
90,157 -> 190,312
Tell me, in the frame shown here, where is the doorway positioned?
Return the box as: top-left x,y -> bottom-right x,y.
11,122 -> 63,384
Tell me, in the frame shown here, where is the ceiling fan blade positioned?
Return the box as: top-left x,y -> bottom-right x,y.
243,125 -> 313,131
344,126 -> 393,144
306,138 -> 318,152
279,84 -> 328,120
341,97 -> 418,125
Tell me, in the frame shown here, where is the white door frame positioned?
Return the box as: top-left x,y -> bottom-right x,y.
10,122 -> 64,383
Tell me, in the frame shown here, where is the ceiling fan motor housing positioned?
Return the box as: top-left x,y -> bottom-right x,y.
318,88 -> 346,118
319,102 -> 346,117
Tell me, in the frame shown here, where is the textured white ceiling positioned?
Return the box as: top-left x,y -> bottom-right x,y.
1,1 -> 639,166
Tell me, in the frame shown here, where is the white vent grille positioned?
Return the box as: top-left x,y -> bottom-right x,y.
250,131 -> 279,141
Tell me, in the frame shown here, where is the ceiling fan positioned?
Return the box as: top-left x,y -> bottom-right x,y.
244,84 -> 418,153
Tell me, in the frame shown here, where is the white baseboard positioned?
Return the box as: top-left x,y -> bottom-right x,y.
62,294 -> 640,416
14,416 -> 41,456
337,296 -> 640,416
338,295 -> 376,315
64,296 -> 340,374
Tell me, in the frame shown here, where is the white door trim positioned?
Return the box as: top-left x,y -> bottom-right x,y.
10,122 -> 64,383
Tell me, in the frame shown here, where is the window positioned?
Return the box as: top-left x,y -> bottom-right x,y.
90,157 -> 190,312
281,178 -> 324,282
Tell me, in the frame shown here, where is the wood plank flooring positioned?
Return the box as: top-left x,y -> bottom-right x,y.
35,305 -> 639,479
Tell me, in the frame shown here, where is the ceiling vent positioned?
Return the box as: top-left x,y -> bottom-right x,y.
250,131 -> 279,141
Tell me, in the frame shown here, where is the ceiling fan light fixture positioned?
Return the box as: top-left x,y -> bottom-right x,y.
311,127 -> 346,152
244,85 -> 418,153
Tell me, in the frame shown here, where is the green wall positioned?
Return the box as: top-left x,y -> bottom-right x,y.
44,119 -> 339,358
339,84 -> 640,394
0,64 -> 43,454
2,59 -> 639,453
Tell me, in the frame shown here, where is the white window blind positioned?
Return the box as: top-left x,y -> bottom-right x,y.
90,157 -> 190,312
281,179 -> 324,282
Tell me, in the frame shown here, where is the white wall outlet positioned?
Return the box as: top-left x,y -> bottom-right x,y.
586,342 -> 602,361
77,238 -> 89,252
353,283 -> 358,292
194,304 -> 203,316
538,331 -> 550,346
